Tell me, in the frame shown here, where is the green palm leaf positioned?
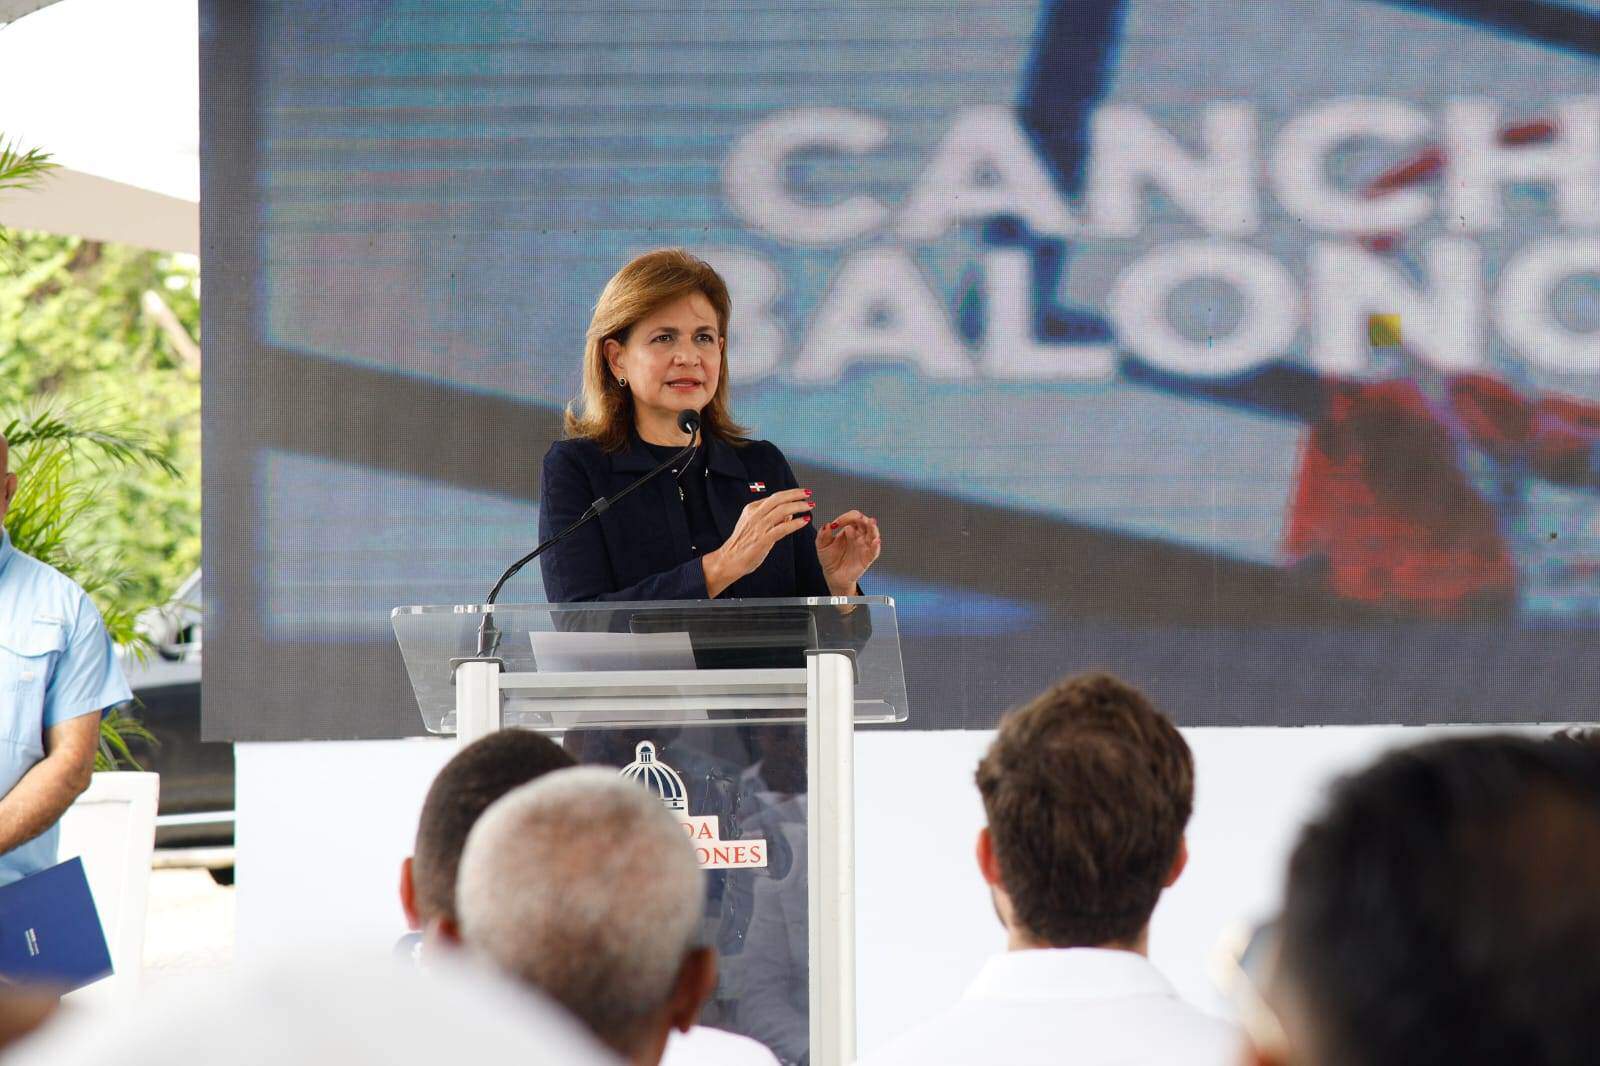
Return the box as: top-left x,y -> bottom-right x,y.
96,703 -> 158,773
0,138 -> 52,195
0,139 -> 55,256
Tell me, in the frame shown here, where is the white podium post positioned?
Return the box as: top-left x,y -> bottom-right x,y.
454,659 -> 502,747
808,649 -> 857,1066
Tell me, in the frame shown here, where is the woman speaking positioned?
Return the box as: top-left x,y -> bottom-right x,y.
538,248 -> 881,605
540,250 -> 870,1064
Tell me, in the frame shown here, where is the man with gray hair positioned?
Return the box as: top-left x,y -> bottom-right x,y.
454,767 -> 719,1066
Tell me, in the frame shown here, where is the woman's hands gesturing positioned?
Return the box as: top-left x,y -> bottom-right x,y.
701,488 -> 815,598
816,511 -> 881,596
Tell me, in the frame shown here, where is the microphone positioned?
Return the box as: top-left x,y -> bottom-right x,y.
672,408 -> 702,487
473,410 -> 702,656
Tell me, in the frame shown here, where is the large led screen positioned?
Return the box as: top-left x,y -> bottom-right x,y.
203,0 -> 1600,739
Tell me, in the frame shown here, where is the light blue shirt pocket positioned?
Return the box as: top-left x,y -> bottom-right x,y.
0,623 -> 62,762
0,623 -> 66,887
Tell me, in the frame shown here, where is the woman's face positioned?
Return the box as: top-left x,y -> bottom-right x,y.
604,291 -> 724,427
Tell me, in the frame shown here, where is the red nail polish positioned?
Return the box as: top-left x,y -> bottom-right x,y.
804,489 -> 813,496
803,515 -> 812,523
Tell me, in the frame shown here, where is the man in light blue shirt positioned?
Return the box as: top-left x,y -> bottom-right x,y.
0,432 -> 131,886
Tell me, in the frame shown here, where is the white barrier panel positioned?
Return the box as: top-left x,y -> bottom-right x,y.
238,724 -> 1530,1055
59,771 -> 160,1007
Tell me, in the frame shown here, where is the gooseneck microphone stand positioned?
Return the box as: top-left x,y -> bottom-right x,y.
473,410 -> 701,657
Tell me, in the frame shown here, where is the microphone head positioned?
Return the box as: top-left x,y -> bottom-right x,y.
677,408 -> 701,436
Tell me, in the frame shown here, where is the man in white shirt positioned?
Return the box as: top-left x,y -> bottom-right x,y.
859,672 -> 1237,1066
8,955 -> 615,1066
452,767 -> 779,1066
402,731 -> 777,1066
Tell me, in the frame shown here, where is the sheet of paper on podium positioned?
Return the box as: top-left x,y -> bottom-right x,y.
528,631 -> 703,727
530,630 -> 696,672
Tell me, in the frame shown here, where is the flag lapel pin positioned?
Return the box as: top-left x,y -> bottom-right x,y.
748,481 -> 767,493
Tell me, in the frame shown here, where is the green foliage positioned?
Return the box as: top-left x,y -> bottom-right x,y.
0,230 -> 202,771
0,141 -> 52,254
0,231 -> 201,608
4,405 -> 181,646
0,139 -> 51,191
97,706 -> 158,774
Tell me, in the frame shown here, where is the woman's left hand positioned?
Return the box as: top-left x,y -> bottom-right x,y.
816,511 -> 881,596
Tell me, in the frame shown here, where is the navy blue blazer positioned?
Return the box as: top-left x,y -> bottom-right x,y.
538,433 -> 838,604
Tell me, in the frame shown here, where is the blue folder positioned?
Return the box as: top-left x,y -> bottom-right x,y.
0,857 -> 113,991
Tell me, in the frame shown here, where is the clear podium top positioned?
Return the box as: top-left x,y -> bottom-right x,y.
391,596 -> 907,735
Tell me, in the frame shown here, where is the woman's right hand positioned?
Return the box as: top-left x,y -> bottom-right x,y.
702,488 -> 815,597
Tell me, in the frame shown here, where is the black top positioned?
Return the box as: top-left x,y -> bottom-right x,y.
639,440 -> 722,556
538,432 -> 838,603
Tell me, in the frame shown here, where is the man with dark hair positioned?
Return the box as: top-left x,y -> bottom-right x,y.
401,730 -> 778,1066
399,729 -> 575,939
860,672 -> 1235,1065
1549,725 -> 1600,753
1245,735 -> 1600,1066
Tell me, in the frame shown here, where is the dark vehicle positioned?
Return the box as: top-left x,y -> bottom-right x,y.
121,572 -> 234,878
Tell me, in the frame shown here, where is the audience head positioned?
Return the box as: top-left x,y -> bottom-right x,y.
455,768 -> 712,1066
5,956 -> 614,1066
0,989 -> 56,1054
402,729 -> 575,933
1549,725 -> 1600,754
974,671 -> 1193,951
1258,735 -> 1600,1066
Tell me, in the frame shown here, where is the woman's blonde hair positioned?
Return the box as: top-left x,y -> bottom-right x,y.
566,248 -> 750,452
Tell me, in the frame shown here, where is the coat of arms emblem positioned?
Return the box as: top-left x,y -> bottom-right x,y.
619,740 -> 769,870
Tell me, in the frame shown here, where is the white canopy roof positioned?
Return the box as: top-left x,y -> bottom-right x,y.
0,0 -> 198,252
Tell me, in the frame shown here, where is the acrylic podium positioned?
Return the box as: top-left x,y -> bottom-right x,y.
392,596 -> 908,1066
